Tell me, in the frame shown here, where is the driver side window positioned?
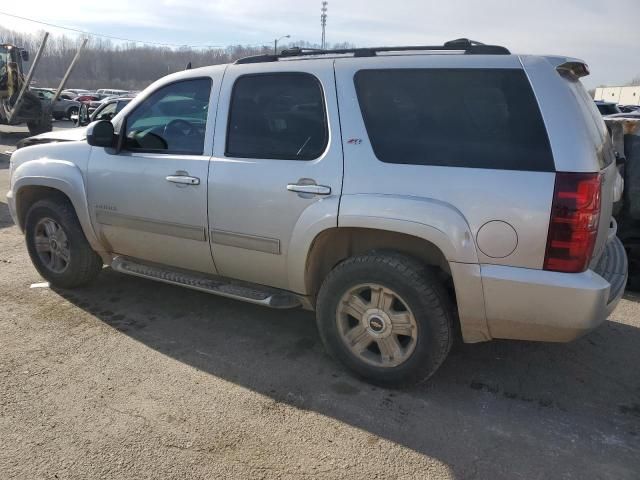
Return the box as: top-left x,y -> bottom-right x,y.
124,78 -> 212,155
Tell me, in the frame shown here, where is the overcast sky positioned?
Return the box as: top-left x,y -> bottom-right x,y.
1,0 -> 638,88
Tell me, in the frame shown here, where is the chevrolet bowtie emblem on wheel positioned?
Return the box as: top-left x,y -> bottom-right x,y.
369,318 -> 384,332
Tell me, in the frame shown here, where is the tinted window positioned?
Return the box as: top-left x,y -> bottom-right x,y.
355,69 -> 554,171
124,78 -> 211,154
226,73 -> 328,160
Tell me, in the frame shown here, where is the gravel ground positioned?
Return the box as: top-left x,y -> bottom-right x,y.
1,123 -> 639,479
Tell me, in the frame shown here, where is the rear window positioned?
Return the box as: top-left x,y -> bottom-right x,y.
354,69 -> 554,171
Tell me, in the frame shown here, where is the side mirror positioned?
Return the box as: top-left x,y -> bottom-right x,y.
86,120 -> 115,148
77,103 -> 90,126
21,50 -> 29,62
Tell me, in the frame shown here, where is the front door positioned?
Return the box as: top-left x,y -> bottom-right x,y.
88,76 -> 219,274
208,60 -> 343,291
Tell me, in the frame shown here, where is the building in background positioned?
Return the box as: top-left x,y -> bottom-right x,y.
594,85 -> 640,105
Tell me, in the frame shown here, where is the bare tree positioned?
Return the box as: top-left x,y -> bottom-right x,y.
0,26 -> 354,90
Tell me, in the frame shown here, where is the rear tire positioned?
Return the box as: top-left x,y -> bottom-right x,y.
25,198 -> 102,288
316,252 -> 453,387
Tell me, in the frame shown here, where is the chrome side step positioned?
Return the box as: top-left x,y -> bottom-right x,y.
111,256 -> 301,309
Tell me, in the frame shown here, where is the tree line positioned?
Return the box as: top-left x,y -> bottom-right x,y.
1,26 -> 353,91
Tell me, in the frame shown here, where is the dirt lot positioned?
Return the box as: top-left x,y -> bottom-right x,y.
1,123 -> 639,479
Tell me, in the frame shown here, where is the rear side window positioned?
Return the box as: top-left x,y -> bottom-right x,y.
226,73 -> 328,160
354,69 -> 554,171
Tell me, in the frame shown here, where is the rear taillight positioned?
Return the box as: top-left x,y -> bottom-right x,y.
544,172 -> 602,273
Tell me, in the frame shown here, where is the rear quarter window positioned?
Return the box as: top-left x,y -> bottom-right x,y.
354,69 -> 554,171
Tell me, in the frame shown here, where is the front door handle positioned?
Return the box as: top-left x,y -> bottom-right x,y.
287,183 -> 331,195
166,174 -> 200,185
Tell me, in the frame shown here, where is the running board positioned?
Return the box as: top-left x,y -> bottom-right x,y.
111,257 -> 301,309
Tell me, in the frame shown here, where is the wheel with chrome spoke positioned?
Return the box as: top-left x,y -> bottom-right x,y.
337,284 -> 417,368
25,197 -> 102,288
33,218 -> 71,273
316,252 -> 453,387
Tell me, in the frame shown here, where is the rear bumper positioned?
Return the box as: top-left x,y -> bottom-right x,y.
481,236 -> 628,342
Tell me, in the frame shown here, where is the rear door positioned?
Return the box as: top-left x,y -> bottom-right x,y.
208,60 -> 343,291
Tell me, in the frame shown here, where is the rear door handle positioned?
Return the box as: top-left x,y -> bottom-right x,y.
166,174 -> 200,185
287,183 -> 331,195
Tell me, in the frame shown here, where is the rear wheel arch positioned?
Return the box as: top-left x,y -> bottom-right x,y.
305,227 -> 452,301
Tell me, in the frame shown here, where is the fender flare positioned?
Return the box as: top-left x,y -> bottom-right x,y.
12,159 -> 105,255
338,194 -> 479,262
287,193 -> 480,293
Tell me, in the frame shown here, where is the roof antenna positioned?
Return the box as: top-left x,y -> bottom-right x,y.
185,61 -> 192,70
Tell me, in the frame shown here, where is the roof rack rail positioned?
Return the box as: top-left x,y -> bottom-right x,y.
235,38 -> 510,65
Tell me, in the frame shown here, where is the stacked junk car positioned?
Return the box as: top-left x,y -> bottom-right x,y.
607,115 -> 640,288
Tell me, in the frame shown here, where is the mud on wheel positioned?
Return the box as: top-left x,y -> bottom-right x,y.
316,252 -> 454,387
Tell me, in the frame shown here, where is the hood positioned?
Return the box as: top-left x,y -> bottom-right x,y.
16,127 -> 88,150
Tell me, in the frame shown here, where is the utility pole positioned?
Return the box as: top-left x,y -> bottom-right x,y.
274,34 -> 290,55
321,1 -> 328,49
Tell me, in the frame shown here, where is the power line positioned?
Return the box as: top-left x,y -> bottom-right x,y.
0,10 -> 256,49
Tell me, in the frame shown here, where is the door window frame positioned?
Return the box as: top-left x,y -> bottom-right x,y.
224,72 -> 330,161
120,76 -> 213,156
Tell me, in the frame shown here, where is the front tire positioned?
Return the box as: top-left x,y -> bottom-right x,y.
316,252 -> 453,387
25,198 -> 102,288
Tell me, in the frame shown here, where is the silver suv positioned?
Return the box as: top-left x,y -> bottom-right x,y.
7,39 -> 628,386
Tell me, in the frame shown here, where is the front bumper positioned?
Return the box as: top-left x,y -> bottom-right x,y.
481,236 -> 628,342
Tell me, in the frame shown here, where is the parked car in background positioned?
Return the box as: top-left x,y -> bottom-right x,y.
89,94 -> 136,114
595,100 -> 622,115
31,88 -> 81,120
7,40 -> 628,386
59,92 -> 77,101
71,96 -> 133,125
88,95 -> 114,114
74,94 -> 101,105
605,111 -> 640,120
95,88 -> 129,97
64,89 -> 92,96
619,105 -> 640,113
